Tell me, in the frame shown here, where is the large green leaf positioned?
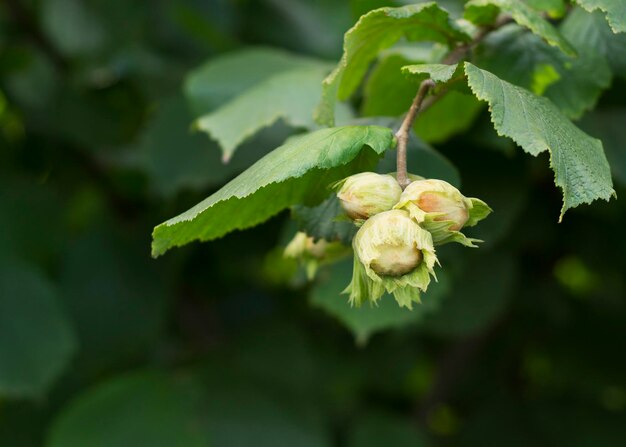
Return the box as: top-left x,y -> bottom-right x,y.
464,0 -> 576,56
46,372 -> 207,447
0,257 -> 77,398
185,47 -> 323,115
464,63 -> 615,219
152,126 -> 394,256
574,0 -> 626,33
196,65 -> 329,162
316,2 -> 470,126
311,259 -> 449,344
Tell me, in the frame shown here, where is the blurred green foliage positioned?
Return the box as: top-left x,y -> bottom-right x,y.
0,0 -> 625,446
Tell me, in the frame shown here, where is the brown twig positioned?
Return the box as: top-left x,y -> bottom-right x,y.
394,15 -> 513,188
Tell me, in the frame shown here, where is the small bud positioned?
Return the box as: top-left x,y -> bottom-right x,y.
345,210 -> 438,309
335,172 -> 402,221
395,179 -> 491,246
284,232 -> 348,279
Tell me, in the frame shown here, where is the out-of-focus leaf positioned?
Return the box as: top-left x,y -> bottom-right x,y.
362,54 -> 421,118
198,368 -> 331,447
60,226 -> 169,372
0,177 -> 64,265
579,109 -> 626,187
40,0 -> 106,56
414,92 -> 482,144
526,0 -> 567,17
152,126 -> 394,257
545,8 -> 612,119
0,257 -> 76,398
574,0 -> 626,33
421,252 -> 516,337
46,372 -> 207,447
316,2 -> 470,126
196,65 -> 329,161
465,63 -> 615,220
348,412 -> 430,447
363,57 -> 482,144
185,47 -> 323,115
311,258 -> 450,344
465,0 -> 576,56
139,95 -> 290,196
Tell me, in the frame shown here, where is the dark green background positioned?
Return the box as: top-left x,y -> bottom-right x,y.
1,0 -> 624,445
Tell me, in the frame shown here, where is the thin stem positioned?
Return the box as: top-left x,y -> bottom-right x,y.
395,79 -> 435,188
394,15 -> 513,188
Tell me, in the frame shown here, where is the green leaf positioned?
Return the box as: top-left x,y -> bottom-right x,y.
292,195 -> 357,245
580,109 -> 626,187
574,0 -> 626,33
0,257 -> 77,398
413,92 -> 483,144
41,0 -> 106,56
311,259 -> 449,344
545,7 -> 613,119
465,0 -> 576,56
195,65 -> 329,162
464,62 -> 615,220
526,0 -> 567,17
316,2 -> 470,126
185,47 -> 323,115
473,10 -> 623,118
152,126 -> 395,257
362,54 -> 423,118
401,63 -> 461,84
46,372 -> 207,447
556,7 -> 626,77
362,57 -> 482,144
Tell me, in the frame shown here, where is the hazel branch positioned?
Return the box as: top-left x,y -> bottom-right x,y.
394,15 -> 513,189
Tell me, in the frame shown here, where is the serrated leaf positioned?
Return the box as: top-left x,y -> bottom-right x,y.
464,63 -> 615,220
0,257 -> 77,398
316,2 -> 470,126
185,47 -> 323,115
574,0 -> 626,33
152,126 -> 395,257
465,0 -> 576,56
196,65 -> 329,162
311,259 -> 449,344
47,372 -> 207,447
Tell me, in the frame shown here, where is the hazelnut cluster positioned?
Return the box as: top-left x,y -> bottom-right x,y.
335,172 -> 491,308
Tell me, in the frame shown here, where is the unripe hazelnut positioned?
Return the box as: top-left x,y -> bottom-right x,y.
336,172 -> 402,220
354,210 -> 427,277
401,179 -> 469,230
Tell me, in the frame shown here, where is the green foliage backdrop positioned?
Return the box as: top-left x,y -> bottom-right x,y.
1,0 -> 625,446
